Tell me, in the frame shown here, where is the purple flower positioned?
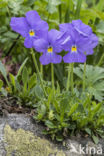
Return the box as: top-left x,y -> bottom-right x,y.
59,23 -> 92,63
10,10 -> 49,48
33,29 -> 65,65
72,19 -> 92,36
85,33 -> 98,55
71,20 -> 99,55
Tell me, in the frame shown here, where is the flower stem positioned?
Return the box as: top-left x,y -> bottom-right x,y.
51,63 -> 55,91
83,62 -> 86,92
66,64 -> 71,91
40,64 -> 43,78
31,49 -> 47,97
71,63 -> 74,94
97,53 -> 104,66
40,54 -> 43,79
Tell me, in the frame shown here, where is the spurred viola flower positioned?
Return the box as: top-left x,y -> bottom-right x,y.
33,29 -> 65,65
59,23 -> 92,63
10,10 -> 49,48
71,20 -> 98,55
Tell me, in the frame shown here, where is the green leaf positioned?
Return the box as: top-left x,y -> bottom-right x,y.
34,85 -> 44,99
22,66 -> 28,85
85,128 -> 91,136
48,110 -> 54,120
3,31 -> 18,39
75,0 -> 83,19
15,80 -> 21,92
40,104 -> 46,116
1,88 -> 7,97
74,65 -> 104,101
60,98 -> 69,115
45,120 -> 56,129
45,0 -> 61,5
28,73 -> 37,90
55,64 -> 64,82
0,0 -> 8,8
9,73 -> 15,87
46,0 -> 62,14
17,58 -> 28,78
65,0 -> 74,22
37,104 -> 46,120
74,67 -> 83,79
56,135 -> 63,141
46,3 -> 57,14
53,99 -> 59,113
80,9 -> 97,23
95,0 -> 104,11
0,61 -> 9,86
8,0 -> 24,15
68,103 -> 78,117
92,135 -> 99,144
24,0 -> 36,6
56,81 -> 60,94
47,89 -> 54,109
96,21 -> 104,34
92,103 -> 101,114
0,80 -> 3,90
0,61 -> 7,78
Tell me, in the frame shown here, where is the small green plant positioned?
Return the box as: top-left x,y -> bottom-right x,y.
0,59 -> 39,106
9,67 -> 37,106
34,88 -> 104,143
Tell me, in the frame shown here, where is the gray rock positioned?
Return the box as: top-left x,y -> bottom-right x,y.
0,113 -> 103,156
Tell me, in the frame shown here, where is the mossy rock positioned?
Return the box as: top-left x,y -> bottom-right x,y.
4,125 -> 65,156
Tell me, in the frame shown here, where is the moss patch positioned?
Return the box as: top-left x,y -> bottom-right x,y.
4,125 -> 65,156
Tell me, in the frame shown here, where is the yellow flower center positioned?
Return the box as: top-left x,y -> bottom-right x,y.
47,47 -> 53,53
29,30 -> 35,37
71,45 -> 77,52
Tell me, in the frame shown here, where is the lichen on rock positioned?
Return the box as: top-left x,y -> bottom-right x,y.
4,125 -> 65,156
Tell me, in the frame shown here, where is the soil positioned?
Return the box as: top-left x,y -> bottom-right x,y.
0,96 -> 35,116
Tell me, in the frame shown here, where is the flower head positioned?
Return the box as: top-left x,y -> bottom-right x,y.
72,19 -> 92,36
71,20 -> 99,55
33,29 -> 65,65
60,23 -> 91,63
10,10 -> 49,48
